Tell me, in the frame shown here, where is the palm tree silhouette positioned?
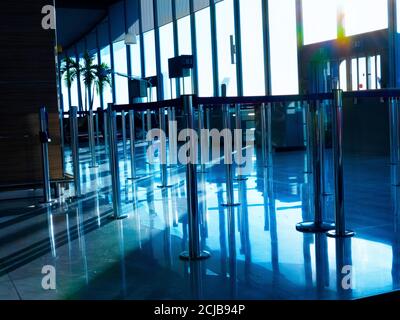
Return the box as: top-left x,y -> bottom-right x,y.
61,52 -> 112,111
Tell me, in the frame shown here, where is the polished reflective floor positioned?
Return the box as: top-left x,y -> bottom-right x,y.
0,141 -> 400,300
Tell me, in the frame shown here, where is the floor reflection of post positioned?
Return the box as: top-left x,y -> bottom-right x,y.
227,206 -> 237,299
116,220 -> 127,298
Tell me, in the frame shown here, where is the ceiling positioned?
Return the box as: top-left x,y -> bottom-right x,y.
55,0 -> 121,50
55,0 -> 120,10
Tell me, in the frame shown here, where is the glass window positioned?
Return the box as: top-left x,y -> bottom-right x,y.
240,0 -> 265,96
216,0 -> 237,97
130,35 -> 142,78
144,30 -> 157,77
397,0 -> 400,33
177,16 -> 193,94
302,0 -> 338,45
351,58 -> 358,91
195,8 -> 214,97
339,60 -> 347,91
60,69 -> 70,112
358,57 -> 367,91
344,0 -> 388,37
143,30 -> 157,101
100,46 -> 113,107
368,56 -> 376,90
377,55 -> 382,89
160,23 -> 176,99
113,41 -> 129,104
268,0 -> 299,95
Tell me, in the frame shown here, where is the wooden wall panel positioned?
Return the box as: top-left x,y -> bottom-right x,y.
0,0 -> 63,186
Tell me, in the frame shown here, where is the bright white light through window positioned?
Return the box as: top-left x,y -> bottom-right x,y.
302,0 -> 338,45
240,0 -> 265,96
216,0 -> 237,97
344,0 -> 388,36
339,60 -> 347,91
113,40 -> 129,104
269,0 -> 299,95
130,36 -> 142,78
100,46 -> 113,106
195,8 -> 214,97
160,23 -> 176,99
144,30 -> 157,77
177,16 -> 193,95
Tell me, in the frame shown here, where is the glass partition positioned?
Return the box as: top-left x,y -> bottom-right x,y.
195,7 -> 214,97
100,46 -> 113,106
302,0 -> 338,45
113,40 -> 129,104
343,0 -> 388,36
240,0 -> 265,96
216,0 -> 237,97
159,23 -> 176,99
268,0 -> 299,95
177,15 -> 193,94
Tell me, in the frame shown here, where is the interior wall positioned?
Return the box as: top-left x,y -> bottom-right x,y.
0,0 -> 63,186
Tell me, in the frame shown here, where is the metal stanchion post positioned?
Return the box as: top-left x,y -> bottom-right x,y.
107,104 -> 128,220
304,101 -> 313,174
319,101 -> 331,195
128,110 -> 141,180
39,107 -> 53,204
158,107 -> 172,188
88,109 -> 98,168
197,105 -> 207,173
390,98 -> 398,165
103,109 -> 109,157
327,90 -> 354,238
141,111 -> 146,141
147,109 -> 152,145
222,103 -> 240,207
234,104 -> 248,180
95,109 -> 100,147
70,106 -> 82,198
390,98 -> 400,186
297,101 -> 335,233
122,110 -> 127,162
180,95 -> 211,261
168,107 -> 178,167
267,103 -> 273,166
59,108 -> 66,177
261,103 -> 271,168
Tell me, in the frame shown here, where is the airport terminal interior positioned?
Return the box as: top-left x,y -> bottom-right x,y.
2,0 -> 400,301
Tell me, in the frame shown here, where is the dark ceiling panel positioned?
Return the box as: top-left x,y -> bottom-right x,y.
55,0 -> 120,10
56,8 -> 106,49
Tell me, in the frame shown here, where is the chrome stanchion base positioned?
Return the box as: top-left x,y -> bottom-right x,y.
38,199 -> 56,207
326,230 -> 355,238
108,214 -> 129,220
157,185 -> 173,189
179,250 -> 211,261
296,221 -> 335,233
234,176 -> 249,181
128,175 -> 145,181
70,194 -> 84,200
322,192 -> 333,196
222,203 -> 241,208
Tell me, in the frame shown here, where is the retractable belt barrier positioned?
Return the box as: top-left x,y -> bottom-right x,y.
98,89 -> 400,247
